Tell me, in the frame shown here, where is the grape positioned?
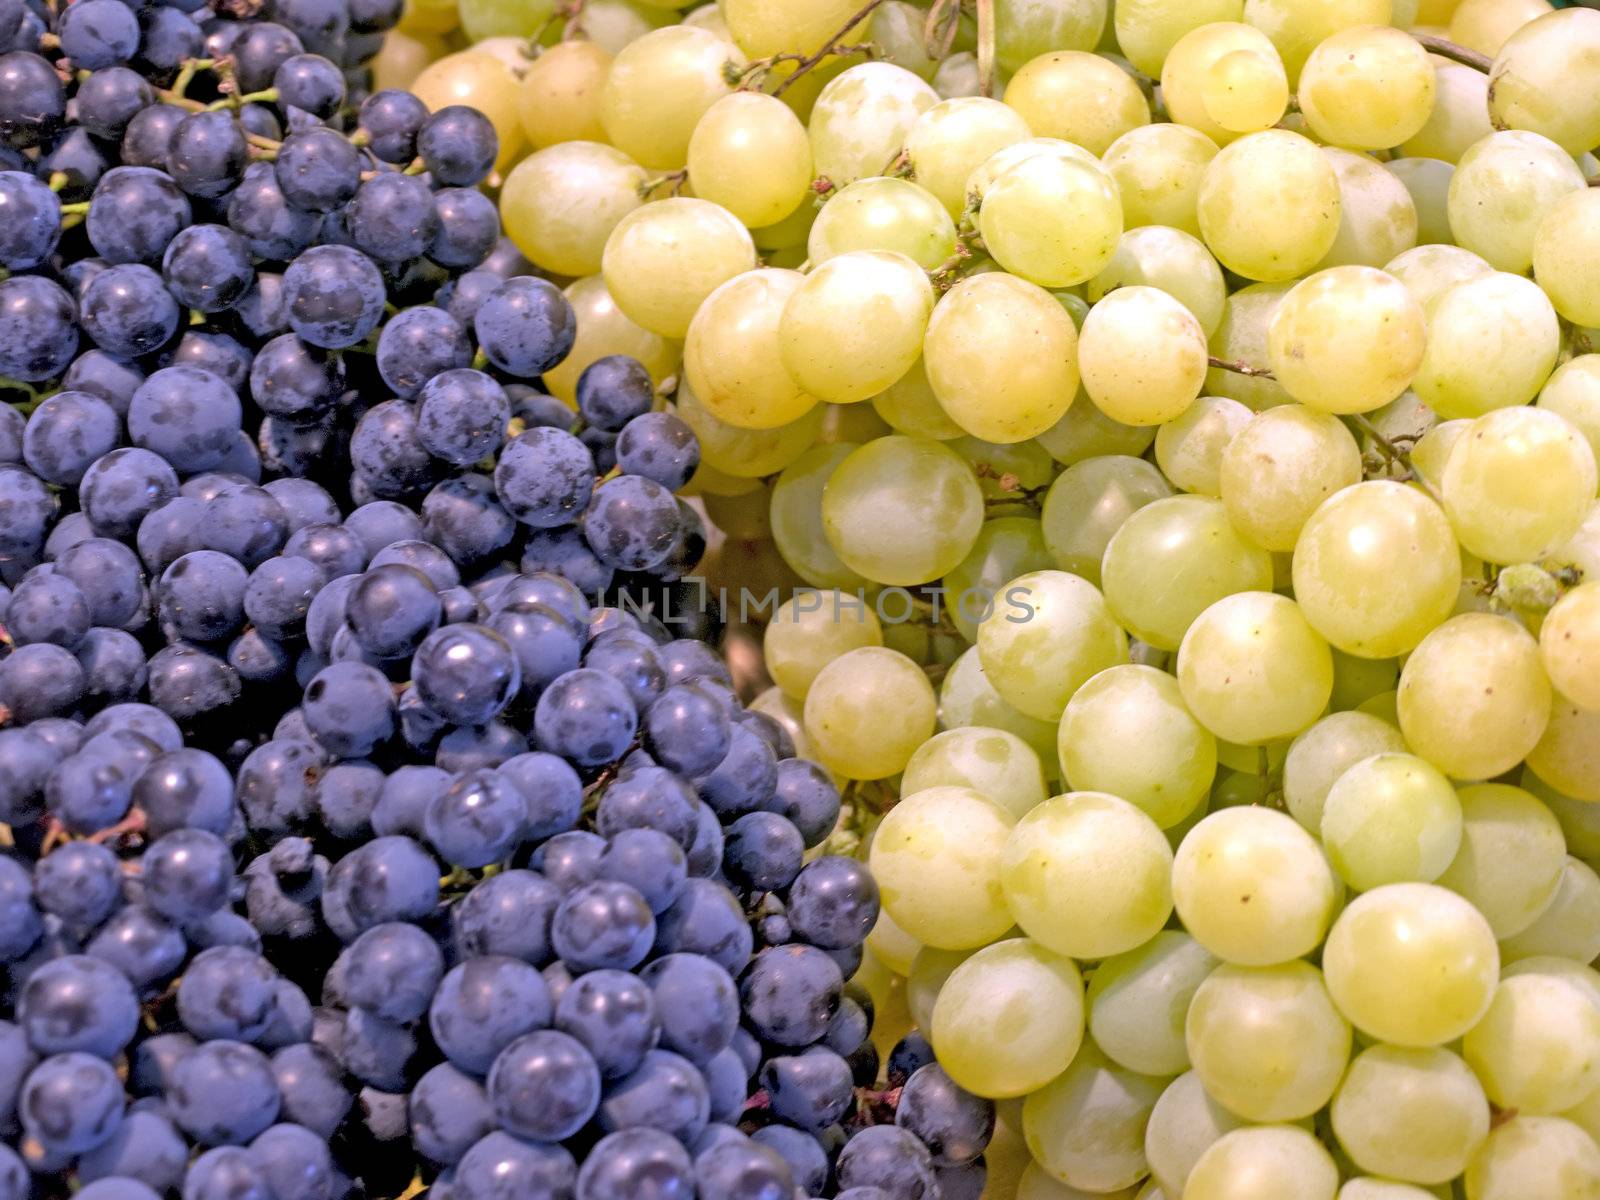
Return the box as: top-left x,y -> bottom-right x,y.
978,152 -> 1123,288
905,97 -> 1032,218
1144,1069 -> 1246,1197
1534,189 -> 1600,331
516,40 -> 612,149
808,62 -> 938,189
1196,129 -> 1341,281
685,91 -> 812,228
1022,1040 -> 1164,1192
600,26 -> 740,170
1462,1115 -> 1600,1200
1199,44 -> 1290,135
1183,1124 -> 1339,1200
1464,973 -> 1600,1114
1528,698 -> 1600,803
544,275 -> 680,405
1087,225 -> 1227,337
1434,782 -> 1564,939
723,0 -> 873,58
1412,271 -> 1559,419
1540,582 -> 1600,710
1102,123 -> 1219,238
901,727 -> 1047,823
1205,281 -> 1292,410
1539,355 -> 1600,467
1449,130 -> 1585,274
932,657 -> 1051,779
1150,396 -> 1250,499
1331,1044 -> 1491,1186
769,443 -> 869,590
410,52 -> 523,173
1088,932 -> 1216,1077
1266,267 -> 1425,415
683,268 -> 816,430
1040,455 -> 1173,587
1219,405 -> 1361,552
601,197 -> 756,338
1003,50 -> 1150,155
678,375 -> 824,478
808,178 -> 958,271
1487,8 -> 1600,156
1299,27 -> 1435,150
1079,286 -> 1208,426
764,593 -> 882,701
977,569 -> 1128,721
1387,156 -> 1458,249
1500,857 -> 1600,965
1322,753 -> 1463,891
1163,23 -> 1287,144
803,647 -> 936,781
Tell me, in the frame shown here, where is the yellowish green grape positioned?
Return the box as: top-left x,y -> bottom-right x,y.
458,0 -> 552,40
870,356 -> 964,441
1002,791 -> 1173,959
768,442 -> 869,590
1186,961 -> 1352,1122
1383,244 -> 1493,315
1206,282 -> 1292,411
931,937 -> 1087,1098
1040,455 -> 1173,587
1413,271 -> 1560,420
803,646 -> 936,781
1242,0 -> 1393,83
1528,697 -> 1600,803
966,137 -> 1102,208
1267,267 -> 1426,415
1464,973 -> 1600,1114
1540,582 -> 1600,711
598,26 -> 740,169
721,0 -> 870,56
1087,226 -> 1227,337
1144,1071 -> 1247,1198
1177,592 -> 1334,746
1316,147 -> 1420,271
1322,753 -> 1464,891
1079,286 -> 1209,426
906,945 -> 973,1031
1462,1114 -> 1600,1200
1022,1040 -> 1165,1193
1018,1163 -> 1137,1199
1449,0 -> 1554,56
1219,405 -> 1361,552
1162,23 -> 1286,143
1154,396 -> 1251,497
1386,157 -> 1456,248
778,250 -> 933,404
923,273 -> 1081,442
865,904 -> 922,975
1435,782 -> 1565,938
901,727 -> 1048,822
1401,60 -> 1491,164
1448,130 -> 1586,274
905,97 -> 1033,217
994,0 -> 1109,75
820,435 -> 984,585
517,41 -> 612,149
411,51 -> 523,172
1200,45 -> 1291,134
1058,664 -> 1217,828
500,142 -> 646,278
1197,130 -> 1341,281
1100,123 -> 1219,237
1172,805 -> 1339,964
543,275 -> 680,405
683,268 -> 815,430
677,375 -> 824,478
1533,189 -> 1600,329
686,91 -> 812,227
979,152 -> 1124,288
807,177 -> 956,270
866,0 -> 937,78
941,646 -> 1063,767
1486,8 -> 1600,156
1500,856 -> 1600,966
763,592 -> 882,700
565,0 -> 675,54
397,0 -> 459,36
1088,932 -> 1218,1076
1114,0 -> 1245,76
931,52 -> 982,100
1330,651 -> 1401,712
601,198 -> 755,338
1036,395 -> 1156,465
1539,354 -> 1600,467
942,517 -> 1055,642
977,569 -> 1129,721
808,62 -> 939,188
1299,27 -> 1436,150
1002,50 -> 1150,155
371,28 -> 444,92
1323,882 -> 1501,1046
1330,1044 -> 1491,1185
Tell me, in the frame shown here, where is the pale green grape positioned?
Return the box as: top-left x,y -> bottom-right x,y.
866,1 -> 936,78
994,0 -> 1108,75
1186,961 -> 1352,1122
686,91 -> 811,227
808,62 -> 939,188
459,0 -> 554,40
1101,495 -> 1273,654
1145,1071 -> 1247,1197
1402,61 -> 1492,164
1087,226 -> 1227,336
1464,973 -> 1600,1113
930,937 -> 1086,1098
1219,405 -> 1362,552
1499,856 -> 1600,965
1386,157 -> 1456,248
906,97 -> 1034,217
1059,664 -> 1217,828
1443,407 -> 1597,565
1546,498 -> 1600,598
677,375 -> 824,478
1486,8 -> 1600,156
1299,27 -> 1435,150
1036,397 -> 1156,465
1040,455 -> 1173,587
1539,355 -> 1600,468
821,435 -> 983,586
932,52 -> 982,100
942,516 -> 1055,643
683,268 -> 816,430
1177,592 -> 1334,746
1413,272 -> 1560,420
1196,130 -> 1341,281
1462,1115 -> 1600,1200
750,198 -> 816,253
1322,882 -> 1501,1046
967,137 -> 1103,209
807,177 -> 957,271
1079,286 -> 1209,426
1163,23 -> 1288,143
779,250 -> 932,404
1267,268 -> 1426,416
1242,0 -> 1393,83
804,646 -> 937,781
769,442 -> 869,590
1408,420 -> 1469,495
1088,931 -> 1218,1076
1540,582 -> 1600,711
763,592 -> 882,700
976,569 -> 1129,720
1340,1180 -> 1453,1200
1533,189 -> 1600,329
1397,614 -> 1553,782
1115,0 -> 1245,77
500,141 -> 646,277
599,26 -> 740,169
601,197 -> 756,338
979,153 -> 1123,288
1316,147 -> 1420,271
1383,244 -> 1493,316
1528,696 -> 1600,803
1154,396 -> 1252,498
1436,782 -> 1565,937
902,726 -> 1048,822
906,946 -> 974,1031
1022,1040 -> 1165,1192
1002,50 -> 1150,155
1001,791 -> 1173,958
1447,130 -> 1586,273
1322,753 -> 1464,891
517,40 -> 612,149
1330,1044 -> 1491,1185
1101,124 -> 1219,237
564,0 -> 675,55
870,356 -> 964,441
870,783 -> 1016,948
1199,46 -> 1290,133
543,274 -> 681,405
941,646 -> 1062,767
1172,805 -> 1338,964
1504,956 -> 1600,1008
722,0 -> 870,57
1524,767 -> 1600,861
923,273 -> 1081,443
1206,282 -> 1293,411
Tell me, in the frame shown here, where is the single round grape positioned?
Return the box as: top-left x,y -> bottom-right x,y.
499,142 -> 645,278
966,137 -> 1101,208
1528,699 -> 1600,804
1114,0 -> 1245,77
1002,50 -> 1150,155
1487,8 -> 1600,156
1088,931 -> 1217,1077
1086,225 -> 1227,337
808,178 -> 957,271
1540,582 -> 1600,711
1102,123 -> 1219,238
683,268 -> 815,431
1299,27 -> 1435,150
687,91 -> 811,228
410,52 -> 522,172
940,646 -> 1062,767
1021,1041 -> 1164,1193
1400,60 -> 1491,164
1144,1070 -> 1246,1198
905,97 -> 1033,217
942,516 -> 1055,643
977,569 -> 1128,722
1462,1114 -> 1600,1200
1539,354 -> 1600,468
1319,144 -> 1421,270
1200,46 -> 1290,134
802,647 -> 936,781
1219,405 -> 1361,552
807,62 -> 938,189
723,0 -> 875,58
1266,267 -> 1425,415
1498,855 -> 1600,965
1322,753 -> 1463,892
1035,397 -> 1157,466
768,443 -> 868,590
1464,973 -> 1600,1115
1412,271 -> 1559,419
1196,129 -> 1341,281
979,153 -> 1123,288
1434,782 -> 1564,940
992,0 -> 1107,74
1533,189 -> 1600,329
601,198 -> 756,339
678,375 -> 823,478
1163,23 -> 1288,143
542,275 -> 679,405
517,40 -> 612,148
1448,130 -> 1585,274
1386,156 -> 1458,249
1078,286 -> 1207,426
901,727 -> 1047,823
763,592 -> 882,700
1448,0 -> 1553,57
599,26 -> 740,169
1385,244 -> 1492,317
1331,1044 -> 1490,1186
1185,1125 -> 1339,1200
1153,396 -> 1251,498
1040,455 -> 1173,587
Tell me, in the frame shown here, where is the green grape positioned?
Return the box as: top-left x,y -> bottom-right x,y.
930,937 -> 1086,1098
1114,0 -> 1245,77
1486,8 -> 1600,156
932,52 -> 983,100
808,62 -> 939,189
778,250 -> 932,404
1322,753 -> 1464,892
870,783 -> 1015,947
1154,396 -> 1252,497
1059,664 -> 1217,828
1540,581 -> 1600,711
1267,268 -> 1425,416
923,273 -> 1081,443
1504,956 -> 1600,1008
1186,961 -> 1352,1122
1386,157 -> 1456,248
768,443 -> 869,590
599,26 -> 740,169
683,268 -> 816,430
1383,244 -> 1493,316
1035,395 -> 1157,465
543,274 -> 680,405
867,1 -> 938,79
807,178 -> 957,271
1316,147 -> 1420,271
1002,50 -> 1150,155
906,945 -> 974,1031
1001,791 -> 1173,959
1462,1115 -> 1600,1200
1435,782 -> 1565,939
1533,190 -> 1600,329
1329,651 -> 1401,713
722,0 -> 873,57
1079,286 -> 1209,427
1087,226 -> 1227,337
953,436 -> 1054,516
1323,882 -> 1500,1046
1144,1071 -> 1247,1198
1447,130 -> 1586,274
1172,805 -> 1338,964
565,0 -> 676,55
1177,592 -> 1334,746
994,0 -> 1109,75
1105,496 -> 1273,654
1241,0 -> 1393,83
1401,60 -> 1493,163
820,435 -> 984,585
901,726 -> 1048,822
677,375 -> 824,478
1206,282 -> 1292,411
865,904 -> 922,975
1499,856 -> 1600,965
942,517 -> 1055,643
686,91 -> 812,228
906,97 -> 1034,217
1219,405 -> 1361,552
977,570 -> 1128,722
967,137 -> 1103,208
804,646 -> 936,781
870,356 -> 964,441
1197,129 -> 1341,281
1088,931 -> 1218,1076
1162,23 -> 1287,144
459,0 -> 555,42
1299,27 -> 1435,150
601,197 -> 756,338
1101,124 -> 1219,238
763,592 -> 882,700
1022,1040 -> 1165,1193
748,686 -> 814,761
1414,272 -> 1560,420
1539,355 -> 1600,468
1330,1044 -> 1491,1185
517,41 -> 612,149
1040,455 -> 1173,587
941,646 -> 1063,768
1199,45 -> 1290,133
1464,973 -> 1600,1114
1443,407 -> 1597,565
979,152 -> 1123,288
500,141 -> 646,278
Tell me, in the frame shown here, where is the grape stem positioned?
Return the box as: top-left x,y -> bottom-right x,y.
1413,33 -> 1493,73
1206,355 -> 1275,379
638,168 -> 689,198
975,0 -> 996,96
923,0 -> 962,60
1349,412 -> 1444,503
767,0 -> 889,96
